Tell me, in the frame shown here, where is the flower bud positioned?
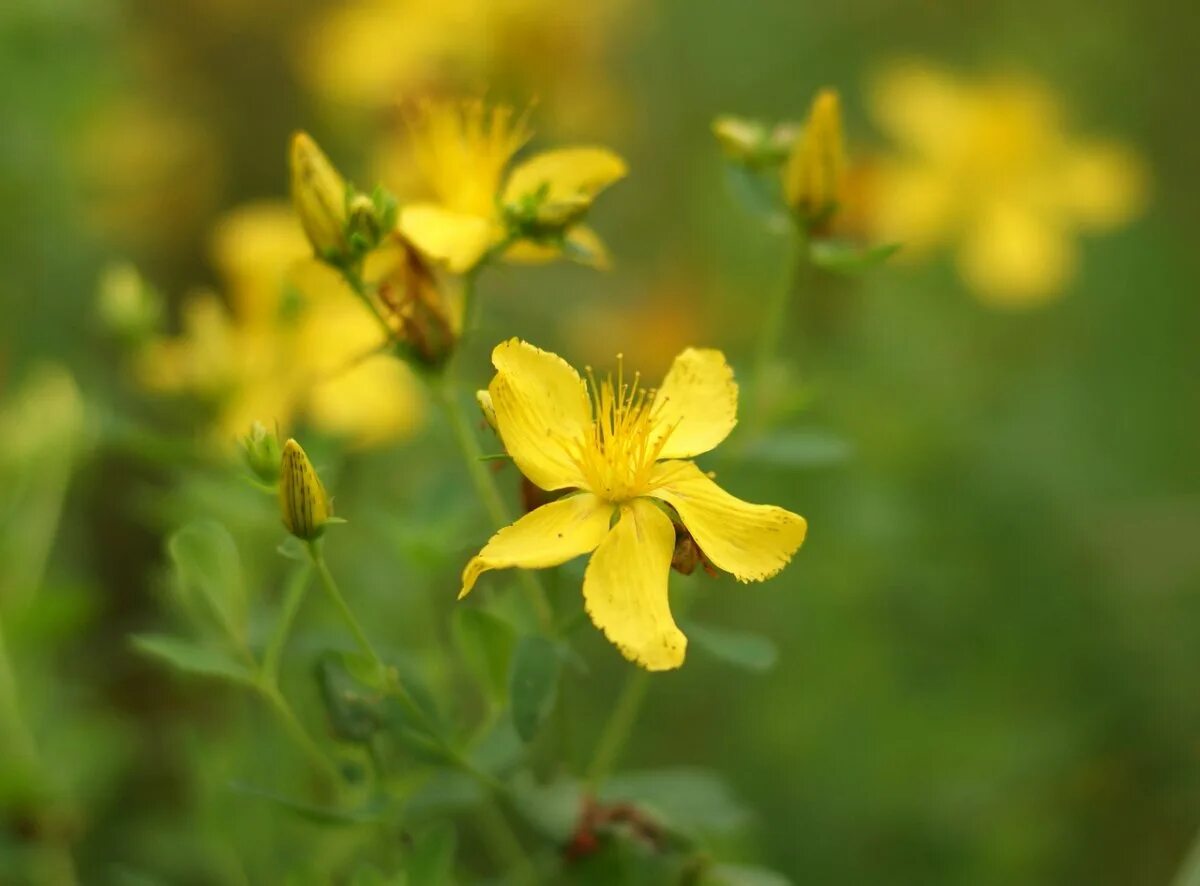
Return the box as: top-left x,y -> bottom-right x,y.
96,261 -> 162,343
783,89 -> 846,229
239,421 -> 282,485
289,131 -> 350,261
279,438 -> 331,540
476,390 -> 498,432
373,237 -> 460,369
712,116 -> 800,169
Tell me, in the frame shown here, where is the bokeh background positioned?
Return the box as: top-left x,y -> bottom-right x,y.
2,0 -> 1199,882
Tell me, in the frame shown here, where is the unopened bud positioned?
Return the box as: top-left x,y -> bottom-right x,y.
96,261 -> 162,343
783,89 -> 846,229
374,238 -> 459,369
239,421 -> 282,485
279,438 -> 331,540
475,390 -> 498,432
712,116 -> 800,168
289,132 -> 350,261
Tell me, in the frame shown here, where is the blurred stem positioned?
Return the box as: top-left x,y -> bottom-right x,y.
748,226 -> 807,433
257,681 -> 339,785
262,563 -> 312,686
432,376 -> 554,632
307,540 -> 386,671
0,616 -> 37,768
476,798 -> 539,886
340,262 -> 395,342
1172,824 -> 1200,886
586,669 -> 651,788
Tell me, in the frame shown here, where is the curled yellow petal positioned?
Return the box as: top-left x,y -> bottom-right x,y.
650,348 -> 738,459
460,493 -> 614,598
502,146 -> 627,225
650,461 -> 805,582
279,438 -> 331,540
582,498 -> 685,671
489,338 -> 591,491
398,203 -> 499,273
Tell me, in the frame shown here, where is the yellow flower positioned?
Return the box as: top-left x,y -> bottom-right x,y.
137,202 -> 425,447
784,89 -> 846,227
397,99 -> 626,273
459,340 -> 807,671
279,438 -> 330,540
868,60 -> 1148,306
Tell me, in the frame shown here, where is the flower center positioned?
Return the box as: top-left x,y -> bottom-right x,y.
405,99 -> 532,219
565,357 -> 673,503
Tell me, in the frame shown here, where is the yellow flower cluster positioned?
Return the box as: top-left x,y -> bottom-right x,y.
136,203 -> 424,447
868,60 -> 1148,305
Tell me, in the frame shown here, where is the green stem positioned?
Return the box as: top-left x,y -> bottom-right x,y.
259,682 -> 339,784
340,263 -> 395,342
262,563 -> 313,686
748,227 -> 807,433
0,616 -> 37,770
586,669 -> 651,788
433,377 -> 554,631
307,540 -> 386,670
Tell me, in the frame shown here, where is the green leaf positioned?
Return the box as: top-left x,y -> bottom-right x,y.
600,768 -> 749,838
808,239 -> 900,275
168,520 -> 247,645
452,607 -> 516,705
316,651 -> 387,744
403,823 -> 456,885
723,165 -> 789,230
702,864 -> 793,886
131,634 -> 257,688
682,621 -> 779,673
734,428 -> 852,469
510,635 -> 561,743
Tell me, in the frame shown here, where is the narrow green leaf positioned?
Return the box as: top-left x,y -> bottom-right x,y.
452,607 -> 516,705
229,781 -> 391,826
168,520 -> 247,644
808,239 -> 900,274
131,634 -> 257,687
510,635 -> 561,743
315,651 -> 386,744
683,621 -> 779,673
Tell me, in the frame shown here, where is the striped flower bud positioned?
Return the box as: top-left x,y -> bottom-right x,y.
279,439 -> 330,540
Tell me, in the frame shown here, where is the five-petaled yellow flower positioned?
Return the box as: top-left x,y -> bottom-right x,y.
398,99 -> 626,274
868,59 -> 1148,306
459,340 -> 807,671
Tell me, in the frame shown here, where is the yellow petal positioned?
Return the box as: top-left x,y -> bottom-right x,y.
1058,140 -> 1148,230
398,203 -> 499,273
650,461 -> 806,582
489,338 -> 591,491
650,348 -> 738,459
502,225 -> 612,270
502,146 -> 627,211
868,60 -> 967,157
582,497 -> 685,671
308,354 -> 425,449
460,493 -> 615,598
957,202 -> 1075,306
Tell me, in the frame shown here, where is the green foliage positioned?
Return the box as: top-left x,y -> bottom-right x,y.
167,519 -> 248,646
130,633 -> 257,688
510,635 -> 563,743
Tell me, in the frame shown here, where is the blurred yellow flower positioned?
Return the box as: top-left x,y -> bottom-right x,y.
459,340 -> 807,671
868,60 -> 1148,306
300,0 -> 635,136
397,99 -> 626,273
137,203 -> 424,448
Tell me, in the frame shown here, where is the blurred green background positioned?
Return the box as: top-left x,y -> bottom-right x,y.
2,0 -> 1199,882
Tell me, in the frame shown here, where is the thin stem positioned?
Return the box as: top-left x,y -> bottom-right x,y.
307,540 -> 385,670
258,682 -> 339,784
433,377 -> 554,631
262,563 -> 313,686
476,797 -> 539,886
0,616 -> 37,770
341,263 -> 395,342
586,669 -> 651,788
748,227 -> 806,433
